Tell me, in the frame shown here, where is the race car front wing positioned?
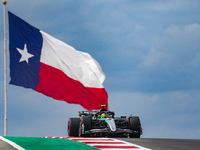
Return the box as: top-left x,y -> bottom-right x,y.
86,128 -> 137,134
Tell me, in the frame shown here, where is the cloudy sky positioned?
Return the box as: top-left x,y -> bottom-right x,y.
0,0 -> 200,139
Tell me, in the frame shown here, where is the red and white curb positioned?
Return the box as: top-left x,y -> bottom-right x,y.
45,137 -> 151,150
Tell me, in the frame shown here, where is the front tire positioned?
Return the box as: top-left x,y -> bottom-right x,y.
79,117 -> 91,137
68,118 -> 80,137
129,116 -> 141,138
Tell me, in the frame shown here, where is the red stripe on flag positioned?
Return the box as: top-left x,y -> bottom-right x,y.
94,145 -> 139,149
36,63 -> 108,110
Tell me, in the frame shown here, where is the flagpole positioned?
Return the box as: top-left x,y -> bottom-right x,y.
3,0 -> 8,136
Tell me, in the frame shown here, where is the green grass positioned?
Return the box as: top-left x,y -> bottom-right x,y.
4,137 -> 97,150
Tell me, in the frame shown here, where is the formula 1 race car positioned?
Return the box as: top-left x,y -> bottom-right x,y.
68,105 -> 142,138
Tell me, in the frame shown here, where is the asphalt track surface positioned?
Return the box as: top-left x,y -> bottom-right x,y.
1,138 -> 200,150
0,139 -> 16,150
119,138 -> 200,150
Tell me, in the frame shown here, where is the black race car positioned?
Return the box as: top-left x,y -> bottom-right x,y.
68,105 -> 142,138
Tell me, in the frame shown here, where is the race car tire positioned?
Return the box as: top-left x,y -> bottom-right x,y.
129,116 -> 141,138
68,118 -> 80,137
79,117 -> 91,137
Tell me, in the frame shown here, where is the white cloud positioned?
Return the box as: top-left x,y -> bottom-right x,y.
139,23 -> 200,72
133,0 -> 200,11
163,23 -> 200,69
164,23 -> 200,40
140,48 -> 167,69
134,24 -> 145,32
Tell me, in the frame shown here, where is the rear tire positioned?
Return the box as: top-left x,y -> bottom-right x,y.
68,118 -> 80,137
129,116 -> 141,138
79,117 -> 91,137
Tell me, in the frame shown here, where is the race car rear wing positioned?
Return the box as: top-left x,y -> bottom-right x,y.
79,111 -> 98,117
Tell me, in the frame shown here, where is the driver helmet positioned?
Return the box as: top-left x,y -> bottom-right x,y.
101,113 -> 106,118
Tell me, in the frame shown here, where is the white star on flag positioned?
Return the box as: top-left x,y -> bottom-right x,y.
17,44 -> 34,64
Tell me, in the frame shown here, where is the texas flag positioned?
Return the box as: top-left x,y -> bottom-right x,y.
8,12 -> 108,110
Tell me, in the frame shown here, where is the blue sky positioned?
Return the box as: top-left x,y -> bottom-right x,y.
0,0 -> 200,138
